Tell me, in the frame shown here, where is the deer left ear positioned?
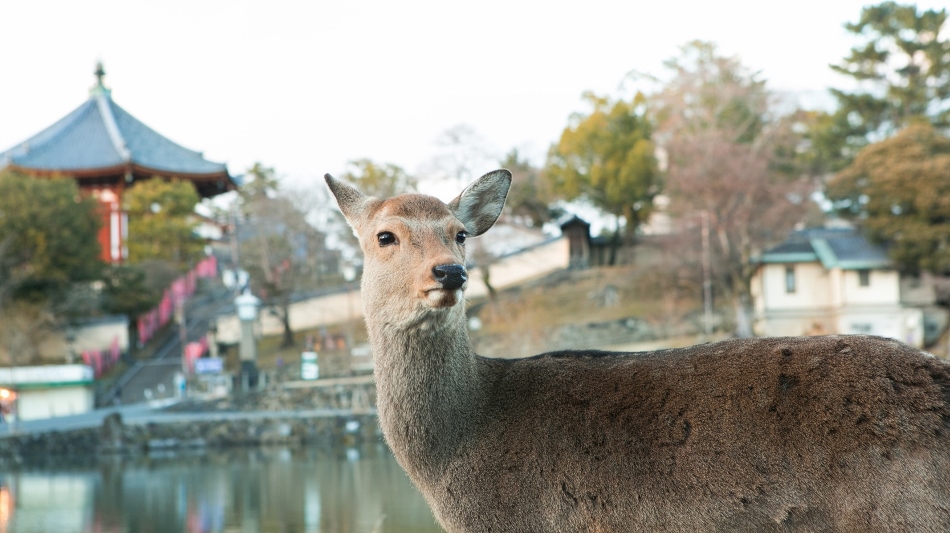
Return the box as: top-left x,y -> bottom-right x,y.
325,173 -> 370,227
449,169 -> 511,236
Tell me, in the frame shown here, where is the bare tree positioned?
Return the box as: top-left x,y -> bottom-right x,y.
666,130 -> 810,334
426,124 -> 498,192
647,42 -> 812,336
341,159 -> 418,199
422,126 -> 503,298
239,172 -> 339,348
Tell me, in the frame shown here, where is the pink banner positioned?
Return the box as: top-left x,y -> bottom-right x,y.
110,336 -> 121,364
136,256 -> 220,346
80,335 -> 125,378
183,336 -> 208,373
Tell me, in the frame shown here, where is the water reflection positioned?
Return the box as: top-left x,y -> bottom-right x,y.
0,443 -> 442,533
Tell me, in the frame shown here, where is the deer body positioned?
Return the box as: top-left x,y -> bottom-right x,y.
326,170 -> 950,532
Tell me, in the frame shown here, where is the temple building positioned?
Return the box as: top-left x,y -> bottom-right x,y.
0,64 -> 237,263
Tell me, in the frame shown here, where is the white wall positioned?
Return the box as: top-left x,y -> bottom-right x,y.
217,237 -> 569,344
216,290 -> 365,345
759,262 -> 831,310
16,386 -> 94,421
467,237 -> 569,299
840,269 -> 899,306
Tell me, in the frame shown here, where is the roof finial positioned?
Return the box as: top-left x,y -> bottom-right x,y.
95,62 -> 105,87
90,61 -> 111,98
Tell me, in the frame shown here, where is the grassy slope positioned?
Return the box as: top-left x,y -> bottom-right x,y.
468,264 -> 705,358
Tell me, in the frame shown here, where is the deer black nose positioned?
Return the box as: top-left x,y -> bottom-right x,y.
433,264 -> 467,291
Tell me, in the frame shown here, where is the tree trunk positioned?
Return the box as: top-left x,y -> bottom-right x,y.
280,301 -> 295,348
479,264 -> 497,301
732,292 -> 753,338
608,216 -> 623,266
472,239 -> 497,300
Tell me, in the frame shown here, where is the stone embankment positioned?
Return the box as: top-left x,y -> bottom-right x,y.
0,375 -> 379,468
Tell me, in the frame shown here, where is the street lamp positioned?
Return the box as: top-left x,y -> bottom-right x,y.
65,329 -> 77,364
235,289 -> 261,391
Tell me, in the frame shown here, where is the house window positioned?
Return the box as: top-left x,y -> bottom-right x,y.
785,266 -> 796,293
858,269 -> 870,287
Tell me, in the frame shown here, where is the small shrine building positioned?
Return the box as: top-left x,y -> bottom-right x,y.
0,64 -> 237,263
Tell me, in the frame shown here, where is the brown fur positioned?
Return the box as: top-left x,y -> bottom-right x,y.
326,170 -> 950,532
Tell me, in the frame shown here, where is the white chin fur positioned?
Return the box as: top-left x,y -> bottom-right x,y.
405,297 -> 464,331
425,289 -> 463,307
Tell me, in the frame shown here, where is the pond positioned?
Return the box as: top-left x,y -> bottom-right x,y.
0,443 -> 443,533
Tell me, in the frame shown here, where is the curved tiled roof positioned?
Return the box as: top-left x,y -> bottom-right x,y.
758,228 -> 891,270
1,88 -> 229,177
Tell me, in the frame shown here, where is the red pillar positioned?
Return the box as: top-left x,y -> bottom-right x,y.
92,187 -> 125,264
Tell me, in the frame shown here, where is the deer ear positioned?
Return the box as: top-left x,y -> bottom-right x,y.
325,174 -> 368,227
448,169 -> 511,236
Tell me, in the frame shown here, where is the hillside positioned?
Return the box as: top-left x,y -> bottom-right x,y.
469,264 -> 711,358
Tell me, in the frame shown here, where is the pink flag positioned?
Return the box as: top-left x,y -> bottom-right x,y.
111,336 -> 121,364
184,342 -> 205,373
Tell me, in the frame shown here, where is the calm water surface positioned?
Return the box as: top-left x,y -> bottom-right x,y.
0,443 -> 443,533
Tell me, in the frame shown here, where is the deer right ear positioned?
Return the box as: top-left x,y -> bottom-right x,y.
325,174 -> 368,226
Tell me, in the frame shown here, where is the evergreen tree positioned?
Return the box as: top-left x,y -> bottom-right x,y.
0,170 -> 103,362
826,122 -> 950,274
545,91 -> 660,240
124,178 -> 204,268
499,149 -> 561,228
814,2 -> 950,171
0,170 -> 102,304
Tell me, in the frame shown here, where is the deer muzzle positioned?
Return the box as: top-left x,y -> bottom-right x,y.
432,264 -> 468,291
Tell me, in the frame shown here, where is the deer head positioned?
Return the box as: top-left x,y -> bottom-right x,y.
325,169 -> 512,331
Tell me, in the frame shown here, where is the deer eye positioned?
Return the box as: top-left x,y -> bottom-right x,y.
377,232 -> 397,247
456,231 -> 468,245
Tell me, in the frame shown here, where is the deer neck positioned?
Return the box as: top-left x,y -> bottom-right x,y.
367,304 -> 484,478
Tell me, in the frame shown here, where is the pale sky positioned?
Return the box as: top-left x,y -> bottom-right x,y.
1,1 -> 945,197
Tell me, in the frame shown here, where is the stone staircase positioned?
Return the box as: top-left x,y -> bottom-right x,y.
114,359 -> 183,404
99,284 -> 236,406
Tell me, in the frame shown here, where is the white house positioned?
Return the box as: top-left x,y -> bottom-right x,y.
751,228 -> 925,347
0,365 -> 95,421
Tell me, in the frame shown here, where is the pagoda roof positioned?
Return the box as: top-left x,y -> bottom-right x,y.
1,65 -> 234,193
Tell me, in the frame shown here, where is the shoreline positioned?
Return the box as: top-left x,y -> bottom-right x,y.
0,376 -> 381,469
0,408 -> 381,469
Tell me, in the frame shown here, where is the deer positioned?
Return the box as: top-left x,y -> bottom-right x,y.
325,169 -> 950,532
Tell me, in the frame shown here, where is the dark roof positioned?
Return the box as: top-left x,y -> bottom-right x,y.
559,215 -> 591,231
1,77 -> 232,182
758,228 -> 891,270
764,240 -> 814,256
